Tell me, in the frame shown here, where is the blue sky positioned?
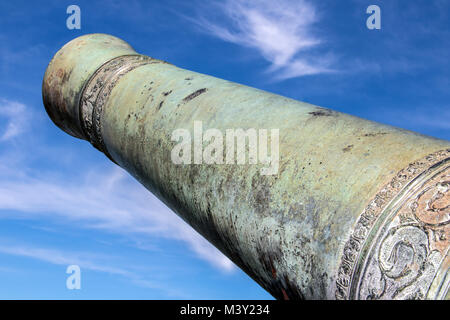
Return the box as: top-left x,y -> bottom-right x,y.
0,0 -> 448,299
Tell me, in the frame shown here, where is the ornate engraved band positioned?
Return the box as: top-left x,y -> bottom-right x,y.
336,149 -> 450,300
79,54 -> 160,157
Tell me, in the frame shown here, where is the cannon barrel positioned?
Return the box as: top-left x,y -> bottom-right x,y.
42,34 -> 449,300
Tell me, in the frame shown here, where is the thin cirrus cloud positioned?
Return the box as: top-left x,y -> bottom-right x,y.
0,98 -> 235,273
0,164 -> 235,272
190,0 -> 334,80
0,243 -> 132,277
372,106 -> 450,132
0,99 -> 28,141
0,242 -> 188,297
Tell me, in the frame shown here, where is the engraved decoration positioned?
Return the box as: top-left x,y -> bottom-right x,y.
79,54 -> 155,156
336,150 -> 450,300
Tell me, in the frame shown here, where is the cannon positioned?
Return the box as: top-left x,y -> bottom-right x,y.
42,34 -> 449,300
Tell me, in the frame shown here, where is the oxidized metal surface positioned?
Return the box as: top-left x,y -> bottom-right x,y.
79,54 -> 156,156
42,34 -> 137,139
42,34 -> 450,300
336,150 -> 449,300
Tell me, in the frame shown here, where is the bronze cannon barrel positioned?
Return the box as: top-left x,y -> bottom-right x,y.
42,34 -> 449,300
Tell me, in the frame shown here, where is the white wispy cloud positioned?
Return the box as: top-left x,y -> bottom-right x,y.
369,106 -> 450,133
0,244 -> 131,277
0,242 -> 187,297
190,0 -> 334,80
0,265 -> 18,273
0,99 -> 235,273
408,109 -> 450,130
0,99 -> 29,141
0,167 -> 235,272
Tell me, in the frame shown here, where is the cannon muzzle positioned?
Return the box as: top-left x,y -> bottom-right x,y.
43,34 -> 449,300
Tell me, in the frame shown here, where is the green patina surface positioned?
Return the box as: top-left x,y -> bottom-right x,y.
43,34 -> 450,299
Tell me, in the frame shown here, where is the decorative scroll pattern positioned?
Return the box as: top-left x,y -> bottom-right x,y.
336,149 -> 450,300
79,54 -> 155,156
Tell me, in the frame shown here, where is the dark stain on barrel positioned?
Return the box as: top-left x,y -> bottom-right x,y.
182,88 -> 208,103
343,145 -> 353,152
363,132 -> 388,137
308,108 -> 334,117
